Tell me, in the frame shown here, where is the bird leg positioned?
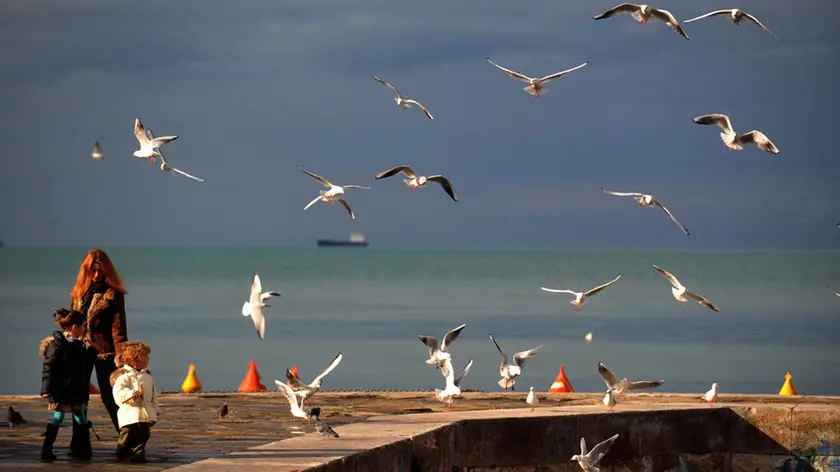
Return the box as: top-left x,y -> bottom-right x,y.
574,306 -> 582,312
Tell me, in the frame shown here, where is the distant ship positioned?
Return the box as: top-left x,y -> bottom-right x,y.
317,233 -> 369,247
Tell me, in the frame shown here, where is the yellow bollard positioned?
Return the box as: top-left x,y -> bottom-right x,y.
181,363 -> 203,393
778,371 -> 797,396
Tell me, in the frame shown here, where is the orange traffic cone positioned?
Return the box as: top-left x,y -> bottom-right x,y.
181,363 -> 202,393
89,382 -> 99,394
286,365 -> 299,387
238,361 -> 267,393
548,364 -> 575,393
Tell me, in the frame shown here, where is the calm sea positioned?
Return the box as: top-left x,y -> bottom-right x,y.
0,247 -> 838,396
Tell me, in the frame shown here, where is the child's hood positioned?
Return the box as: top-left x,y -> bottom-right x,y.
38,331 -> 66,358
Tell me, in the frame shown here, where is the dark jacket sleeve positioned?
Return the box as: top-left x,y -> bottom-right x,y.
41,341 -> 58,397
112,293 -> 128,355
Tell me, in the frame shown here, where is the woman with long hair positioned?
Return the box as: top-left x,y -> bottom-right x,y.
70,248 -> 128,432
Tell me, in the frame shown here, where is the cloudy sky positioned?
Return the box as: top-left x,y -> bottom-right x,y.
1,0 -> 838,249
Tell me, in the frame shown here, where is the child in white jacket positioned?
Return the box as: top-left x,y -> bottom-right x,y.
109,341 -> 160,463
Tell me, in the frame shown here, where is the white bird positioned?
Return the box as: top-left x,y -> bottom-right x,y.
571,433 -> 620,472
132,118 -> 177,165
585,332 -> 594,343
489,334 -> 543,391
435,358 -> 473,407
526,386 -> 539,411
540,275 -> 622,311
157,148 -> 205,182
598,362 -> 664,396
684,9 -> 780,41
693,114 -> 779,154
372,76 -> 434,120
702,382 -> 719,406
828,285 -> 840,297
603,388 -> 617,412
594,3 -> 690,40
90,141 -> 104,160
241,274 -> 280,340
418,324 -> 467,368
274,380 -> 312,422
375,165 -> 459,202
652,265 -> 721,312
284,353 -> 343,404
299,166 -> 370,220
486,57 -> 588,99
601,189 -> 690,235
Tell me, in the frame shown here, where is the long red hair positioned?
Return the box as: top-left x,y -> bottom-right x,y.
70,248 -> 127,306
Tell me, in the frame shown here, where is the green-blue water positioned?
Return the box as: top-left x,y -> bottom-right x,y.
1,247 -> 838,395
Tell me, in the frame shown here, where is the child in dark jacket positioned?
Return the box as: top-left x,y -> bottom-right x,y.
39,308 -> 92,461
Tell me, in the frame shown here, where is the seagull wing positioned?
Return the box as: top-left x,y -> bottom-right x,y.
249,274 -> 262,306
342,185 -> 371,190
285,370 -> 308,390
650,8 -> 690,39
418,335 -> 441,355
513,344 -> 543,367
151,135 -> 178,148
372,76 -> 403,99
376,165 -> 417,180
311,353 -> 343,385
486,57 -> 533,83
538,62 -> 588,83
580,437 -> 589,457
594,3 -> 641,20
297,166 -> 333,187
584,274 -> 622,297
652,264 -> 683,290
304,194 -> 323,210
441,324 -> 466,350
624,380 -> 665,391
693,114 -> 734,134
92,141 -> 102,156
685,290 -> 721,312
489,334 -> 509,367
454,359 -> 474,388
427,175 -> 459,202
601,188 -> 646,198
275,380 -> 301,409
260,291 -> 280,302
740,130 -> 780,154
540,287 -> 577,296
827,285 -> 840,297
653,201 -> 690,235
598,362 -> 619,389
587,433 -> 620,465
134,118 -> 150,147
404,99 -> 434,120
743,12 -> 781,41
683,10 -> 733,23
172,167 -> 205,182
337,199 -> 356,220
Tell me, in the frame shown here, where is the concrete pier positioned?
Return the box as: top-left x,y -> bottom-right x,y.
2,392 -> 839,471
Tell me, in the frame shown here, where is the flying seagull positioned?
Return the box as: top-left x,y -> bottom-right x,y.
156,146 -> 205,182
602,189 -> 689,235
435,358 -> 474,407
571,433 -> 620,472
372,76 -> 434,120
418,324 -> 466,368
541,275 -> 622,311
489,334 -> 543,391
132,118 -> 177,165
693,114 -> 779,154
274,381 -> 312,422
652,265 -> 721,312
241,274 -> 280,340
594,3 -> 690,40
827,285 -> 840,297
684,9 -> 780,41
598,362 -> 664,396
299,166 -> 370,220
486,57 -> 588,99
309,408 -> 340,438
375,165 -> 458,202
285,353 -> 344,404
90,141 -> 104,160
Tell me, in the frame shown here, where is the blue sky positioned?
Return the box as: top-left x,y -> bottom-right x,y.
1,0 -> 838,249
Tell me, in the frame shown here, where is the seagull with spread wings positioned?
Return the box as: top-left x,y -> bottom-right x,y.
693,114 -> 779,154
299,166 -> 370,220
274,381 -> 313,422
594,3 -> 690,40
375,165 -> 458,202
241,274 -> 280,340
598,362 -> 664,397
372,76 -> 434,120
653,265 -> 721,312
602,189 -> 689,235
541,275 -> 622,311
489,334 -> 543,391
418,324 -> 466,369
90,141 -> 104,160
571,433 -> 620,472
435,358 -> 474,407
285,353 -> 343,404
684,9 -> 780,41
486,57 -> 587,99
132,118 -> 177,165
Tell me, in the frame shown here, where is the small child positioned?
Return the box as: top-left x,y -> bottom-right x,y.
110,341 -> 160,463
39,308 -> 92,461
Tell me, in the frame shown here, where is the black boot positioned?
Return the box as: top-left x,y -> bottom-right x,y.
67,420 -> 92,460
40,424 -> 59,461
